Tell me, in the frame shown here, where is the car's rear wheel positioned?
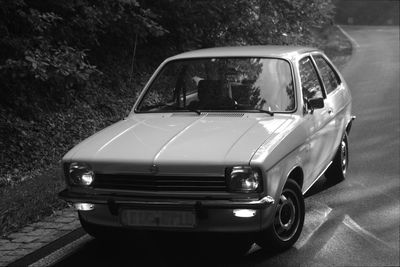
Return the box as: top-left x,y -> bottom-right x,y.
325,132 -> 348,182
257,179 -> 305,252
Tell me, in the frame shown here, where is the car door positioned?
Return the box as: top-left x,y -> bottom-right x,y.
312,53 -> 348,157
298,56 -> 337,183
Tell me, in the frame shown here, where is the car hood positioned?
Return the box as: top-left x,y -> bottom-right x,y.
63,113 -> 290,175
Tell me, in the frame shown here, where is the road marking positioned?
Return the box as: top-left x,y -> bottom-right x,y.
342,214 -> 393,250
337,25 -> 360,48
247,243 -> 262,254
295,203 -> 332,249
28,234 -> 92,267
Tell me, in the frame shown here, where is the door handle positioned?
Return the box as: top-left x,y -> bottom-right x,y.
328,108 -> 334,115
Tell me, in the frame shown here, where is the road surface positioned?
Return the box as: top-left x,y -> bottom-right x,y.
41,25 -> 400,267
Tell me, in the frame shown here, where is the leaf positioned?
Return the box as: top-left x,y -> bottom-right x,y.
25,56 -> 34,62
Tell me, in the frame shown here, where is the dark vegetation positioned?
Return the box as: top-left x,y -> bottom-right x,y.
0,0 -> 350,236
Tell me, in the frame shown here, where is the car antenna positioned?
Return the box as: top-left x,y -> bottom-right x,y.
128,33 -> 138,86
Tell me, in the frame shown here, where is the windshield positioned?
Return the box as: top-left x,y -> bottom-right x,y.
136,57 -> 295,113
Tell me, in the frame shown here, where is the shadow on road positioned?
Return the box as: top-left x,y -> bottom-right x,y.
55,232 -> 262,267
304,175 -> 342,198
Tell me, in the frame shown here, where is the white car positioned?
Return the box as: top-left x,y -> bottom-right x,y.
59,46 -> 355,251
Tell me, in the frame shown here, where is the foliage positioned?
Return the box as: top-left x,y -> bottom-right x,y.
142,0 -> 335,51
0,86 -> 138,186
258,0 -> 335,45
0,0 -> 164,117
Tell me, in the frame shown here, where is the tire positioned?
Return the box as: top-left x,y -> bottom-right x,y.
257,179 -> 305,252
325,132 -> 348,182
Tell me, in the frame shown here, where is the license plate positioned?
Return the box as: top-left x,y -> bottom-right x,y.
120,209 -> 196,228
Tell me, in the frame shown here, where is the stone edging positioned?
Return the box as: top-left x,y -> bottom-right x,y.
0,207 -> 79,267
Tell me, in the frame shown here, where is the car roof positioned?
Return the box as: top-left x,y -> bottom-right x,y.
168,45 -> 319,61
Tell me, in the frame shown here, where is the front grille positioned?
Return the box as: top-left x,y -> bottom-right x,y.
93,174 -> 228,192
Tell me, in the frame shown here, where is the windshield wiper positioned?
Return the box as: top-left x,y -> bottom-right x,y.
232,103 -> 274,116
256,109 -> 274,116
147,104 -> 201,115
180,107 -> 202,115
162,104 -> 201,115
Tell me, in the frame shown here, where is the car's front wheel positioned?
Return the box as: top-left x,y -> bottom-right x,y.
325,132 -> 348,182
257,179 -> 305,252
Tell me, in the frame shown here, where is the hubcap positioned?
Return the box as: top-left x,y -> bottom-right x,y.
274,188 -> 300,241
341,139 -> 348,176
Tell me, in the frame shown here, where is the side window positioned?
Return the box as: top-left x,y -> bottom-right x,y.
313,55 -> 341,94
299,57 -> 323,100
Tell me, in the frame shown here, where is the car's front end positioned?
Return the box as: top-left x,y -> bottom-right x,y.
59,165 -> 275,233
58,113 -> 284,233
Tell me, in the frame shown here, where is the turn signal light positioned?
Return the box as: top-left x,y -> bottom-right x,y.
74,203 -> 95,211
233,209 -> 256,218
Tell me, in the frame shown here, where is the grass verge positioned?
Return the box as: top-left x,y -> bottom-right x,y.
0,24 -> 353,238
0,168 -> 67,237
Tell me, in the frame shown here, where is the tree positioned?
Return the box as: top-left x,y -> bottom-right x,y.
0,0 -> 165,117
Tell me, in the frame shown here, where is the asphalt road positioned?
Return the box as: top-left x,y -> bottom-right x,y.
52,25 -> 399,267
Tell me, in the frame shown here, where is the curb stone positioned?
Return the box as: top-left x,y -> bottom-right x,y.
0,207 -> 79,267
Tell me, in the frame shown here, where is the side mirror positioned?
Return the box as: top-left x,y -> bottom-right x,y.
308,98 -> 324,110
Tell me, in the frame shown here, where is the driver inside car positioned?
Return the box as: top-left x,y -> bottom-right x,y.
189,79 -> 236,110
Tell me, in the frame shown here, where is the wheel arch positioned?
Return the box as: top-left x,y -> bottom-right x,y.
346,115 -> 356,135
286,166 -> 304,190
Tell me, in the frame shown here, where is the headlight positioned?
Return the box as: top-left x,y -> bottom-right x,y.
226,166 -> 262,192
68,162 -> 95,186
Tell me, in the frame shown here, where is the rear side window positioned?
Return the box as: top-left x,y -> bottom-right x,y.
313,55 -> 341,94
299,57 -> 323,100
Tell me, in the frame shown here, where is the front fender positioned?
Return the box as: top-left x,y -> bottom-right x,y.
258,148 -> 307,230
346,115 -> 356,134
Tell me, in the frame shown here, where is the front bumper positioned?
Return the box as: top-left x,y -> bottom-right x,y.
59,189 -> 275,232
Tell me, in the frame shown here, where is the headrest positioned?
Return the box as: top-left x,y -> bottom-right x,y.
197,80 -> 222,101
